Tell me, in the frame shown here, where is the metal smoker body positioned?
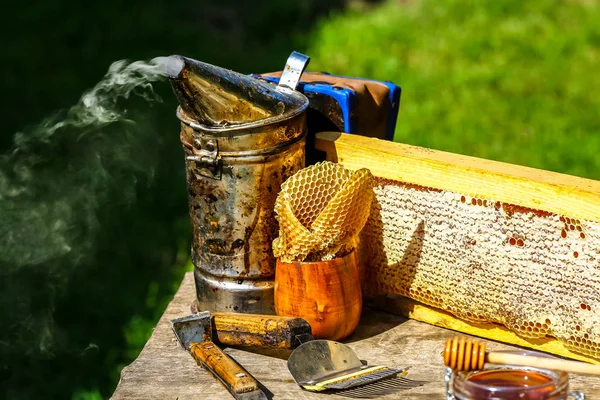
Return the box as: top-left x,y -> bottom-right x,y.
170,53 -> 310,314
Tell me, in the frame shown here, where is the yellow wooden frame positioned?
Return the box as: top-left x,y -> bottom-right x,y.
315,132 -> 600,223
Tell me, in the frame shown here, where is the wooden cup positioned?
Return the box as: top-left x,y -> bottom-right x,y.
274,250 -> 362,341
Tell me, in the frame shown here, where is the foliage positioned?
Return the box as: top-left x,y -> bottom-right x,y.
307,0 -> 600,180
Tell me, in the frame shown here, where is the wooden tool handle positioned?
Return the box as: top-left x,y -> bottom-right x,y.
487,352 -> 600,376
189,341 -> 259,394
212,312 -> 312,349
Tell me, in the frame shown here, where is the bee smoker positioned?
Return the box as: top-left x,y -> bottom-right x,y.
167,52 -> 310,314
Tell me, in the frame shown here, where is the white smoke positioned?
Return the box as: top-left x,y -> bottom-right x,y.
13,57 -> 174,149
0,57 -> 180,358
0,57 -> 187,268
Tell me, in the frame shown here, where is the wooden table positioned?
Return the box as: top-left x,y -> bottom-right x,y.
111,272 -> 596,399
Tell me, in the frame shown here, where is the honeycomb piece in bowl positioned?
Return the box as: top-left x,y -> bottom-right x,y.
273,161 -> 374,262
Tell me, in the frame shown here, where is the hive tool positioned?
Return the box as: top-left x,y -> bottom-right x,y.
171,311 -> 268,400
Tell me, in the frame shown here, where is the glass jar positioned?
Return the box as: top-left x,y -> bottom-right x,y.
445,351 -> 586,400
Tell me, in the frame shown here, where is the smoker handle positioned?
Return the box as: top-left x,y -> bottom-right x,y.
212,312 -> 313,349
189,340 -> 260,396
278,51 -> 310,90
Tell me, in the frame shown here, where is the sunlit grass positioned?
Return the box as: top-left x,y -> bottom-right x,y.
306,0 -> 600,180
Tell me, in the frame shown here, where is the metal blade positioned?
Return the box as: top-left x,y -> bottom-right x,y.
169,311 -> 211,351
288,340 -> 364,386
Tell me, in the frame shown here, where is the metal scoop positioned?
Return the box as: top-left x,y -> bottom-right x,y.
287,340 -> 426,397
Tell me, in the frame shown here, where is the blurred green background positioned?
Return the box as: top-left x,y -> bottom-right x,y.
1,0 -> 599,399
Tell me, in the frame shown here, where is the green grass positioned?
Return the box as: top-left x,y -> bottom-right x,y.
306,0 -> 600,180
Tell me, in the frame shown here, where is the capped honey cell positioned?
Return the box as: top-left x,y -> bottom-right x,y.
360,177 -> 600,360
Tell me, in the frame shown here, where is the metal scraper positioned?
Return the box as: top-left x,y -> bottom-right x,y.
171,311 -> 268,400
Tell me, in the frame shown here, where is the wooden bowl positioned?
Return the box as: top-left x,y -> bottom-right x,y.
274,250 -> 362,341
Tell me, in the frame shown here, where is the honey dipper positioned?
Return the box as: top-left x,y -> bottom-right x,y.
444,336 -> 600,375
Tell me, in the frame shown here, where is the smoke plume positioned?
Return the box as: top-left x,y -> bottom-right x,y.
0,56 -> 178,360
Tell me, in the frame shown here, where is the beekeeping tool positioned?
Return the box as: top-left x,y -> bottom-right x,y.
166,52 -> 310,314
287,339 -> 425,396
199,308 -> 314,350
170,311 -> 268,400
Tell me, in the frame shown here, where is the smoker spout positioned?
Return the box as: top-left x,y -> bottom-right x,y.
167,54 -> 307,127
159,55 -> 185,79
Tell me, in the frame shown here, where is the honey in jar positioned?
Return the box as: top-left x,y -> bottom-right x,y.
449,364 -> 572,399
460,369 -> 561,399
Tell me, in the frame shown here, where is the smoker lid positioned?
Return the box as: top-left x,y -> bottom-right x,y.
166,55 -> 309,130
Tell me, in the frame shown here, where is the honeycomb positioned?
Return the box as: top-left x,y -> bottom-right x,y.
361,177 -> 600,360
273,161 -> 374,262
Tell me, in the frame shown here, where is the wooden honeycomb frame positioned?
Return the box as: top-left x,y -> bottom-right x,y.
315,131 -> 600,364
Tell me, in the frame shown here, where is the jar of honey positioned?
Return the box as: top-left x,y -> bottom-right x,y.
445,351 -> 585,400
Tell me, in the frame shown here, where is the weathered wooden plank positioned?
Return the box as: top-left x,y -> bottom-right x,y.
111,273 -> 598,399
